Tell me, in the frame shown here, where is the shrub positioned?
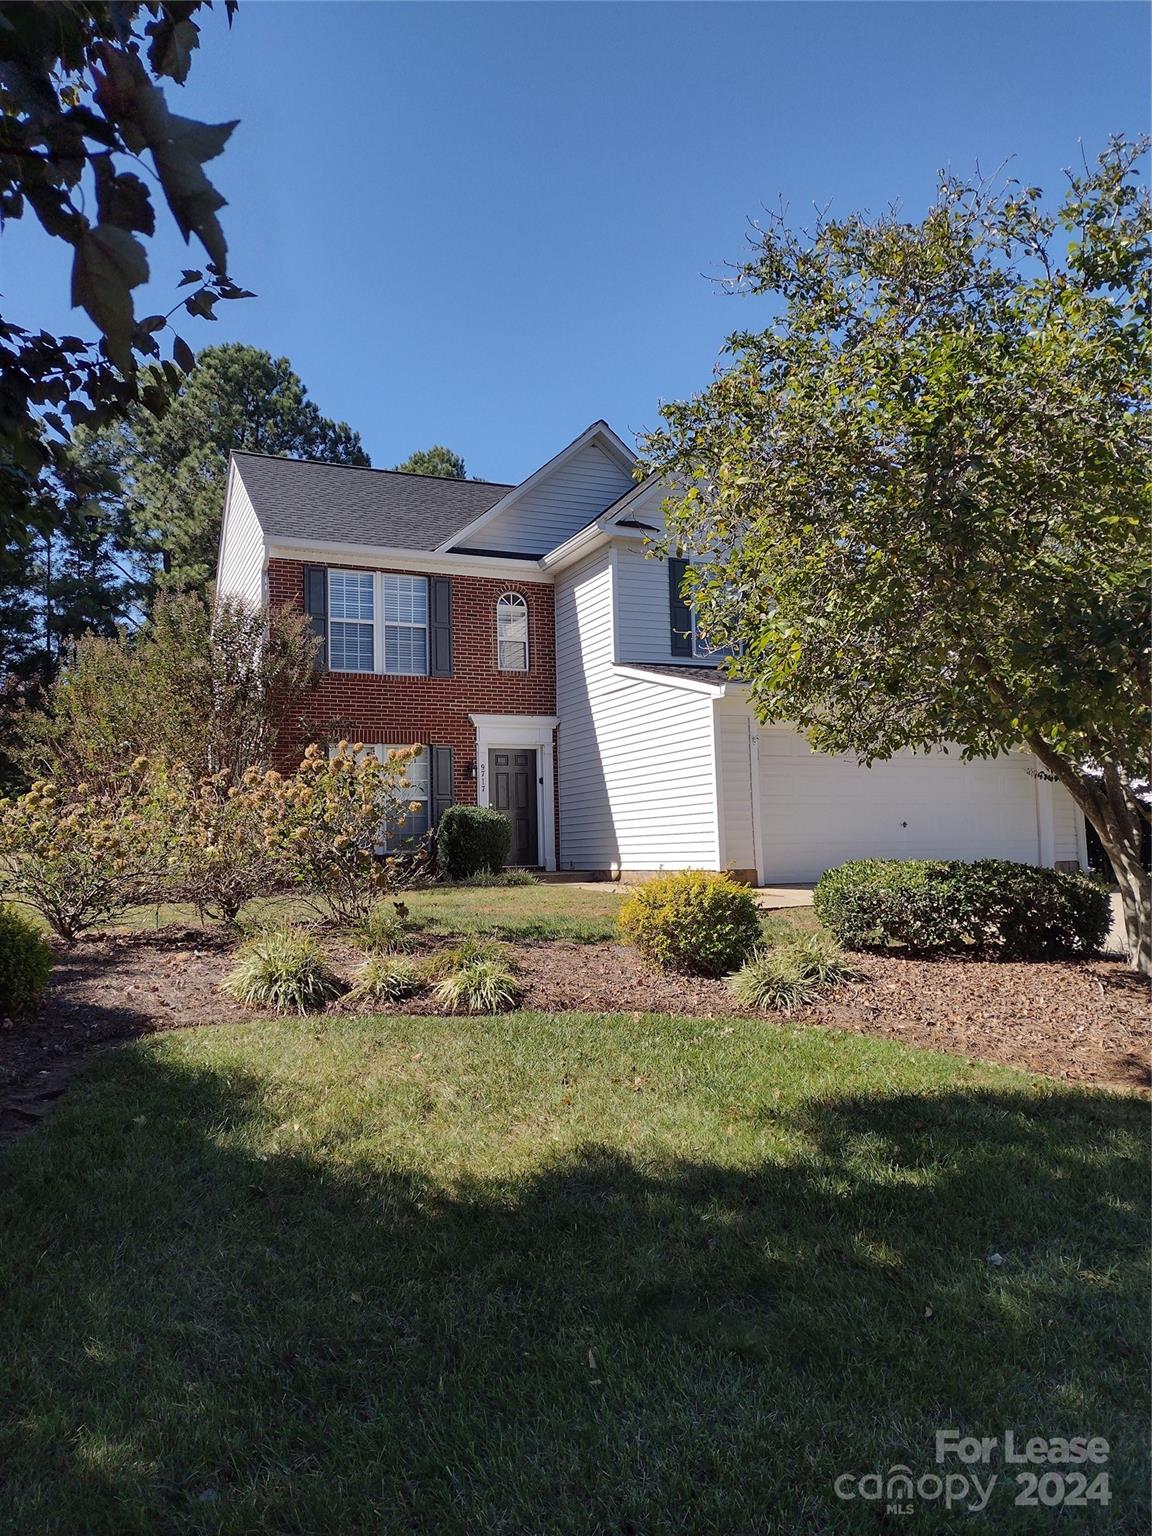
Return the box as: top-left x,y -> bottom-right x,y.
222,927 -> 344,1014
729,932 -> 850,1013
0,769 -> 165,939
814,858 -> 1110,957
0,904 -> 54,1015
271,742 -> 423,924
432,957 -> 522,1014
352,902 -> 423,953
428,936 -> 517,977
618,870 -> 762,977
346,954 -> 428,1005
452,869 -> 540,888
436,805 -> 511,880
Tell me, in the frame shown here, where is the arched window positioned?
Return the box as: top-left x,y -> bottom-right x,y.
496,592 -> 529,671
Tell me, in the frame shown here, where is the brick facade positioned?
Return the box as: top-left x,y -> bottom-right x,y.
267,558 -> 557,812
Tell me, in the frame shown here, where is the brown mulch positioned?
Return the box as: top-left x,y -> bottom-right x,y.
1,928 -> 1147,1147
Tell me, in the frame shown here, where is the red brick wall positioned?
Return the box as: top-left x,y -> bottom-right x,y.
267,558 -> 556,809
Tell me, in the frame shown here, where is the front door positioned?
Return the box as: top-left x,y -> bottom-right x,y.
488,748 -> 539,866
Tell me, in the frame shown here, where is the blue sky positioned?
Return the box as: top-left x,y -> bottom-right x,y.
6,1 -> 1149,482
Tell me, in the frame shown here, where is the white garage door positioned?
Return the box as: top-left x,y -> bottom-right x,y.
757,728 -> 1042,883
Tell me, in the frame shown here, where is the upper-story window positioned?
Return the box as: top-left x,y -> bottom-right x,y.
496,592 -> 529,671
327,570 -> 429,675
329,570 -> 375,672
381,574 -> 428,674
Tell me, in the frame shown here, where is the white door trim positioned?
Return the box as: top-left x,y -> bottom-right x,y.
469,714 -> 559,871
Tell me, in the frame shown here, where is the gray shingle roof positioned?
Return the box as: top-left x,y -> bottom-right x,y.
232,452 -> 514,551
618,662 -> 745,687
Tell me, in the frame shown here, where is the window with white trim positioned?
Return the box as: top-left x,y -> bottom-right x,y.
496,592 -> 529,671
381,574 -> 429,675
328,570 -> 375,672
376,743 -> 429,846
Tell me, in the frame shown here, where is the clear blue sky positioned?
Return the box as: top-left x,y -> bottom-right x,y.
6,1 -> 1149,482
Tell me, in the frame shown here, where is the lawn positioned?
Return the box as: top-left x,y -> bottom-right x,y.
1,1012 -> 1146,1534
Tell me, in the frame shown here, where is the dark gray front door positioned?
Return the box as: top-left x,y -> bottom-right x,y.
488,748 -> 539,866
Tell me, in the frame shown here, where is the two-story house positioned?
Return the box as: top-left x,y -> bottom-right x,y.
216,421 -> 1088,880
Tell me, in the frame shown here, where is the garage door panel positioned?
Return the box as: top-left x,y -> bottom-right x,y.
757,729 -> 1040,882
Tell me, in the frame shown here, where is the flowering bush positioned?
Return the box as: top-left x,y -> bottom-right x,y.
0,767 -> 164,939
270,742 -> 422,924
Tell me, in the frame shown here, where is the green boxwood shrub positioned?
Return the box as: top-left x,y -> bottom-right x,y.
0,904 -> 54,1015
436,805 -> 512,880
813,858 -> 1110,958
618,870 -> 762,977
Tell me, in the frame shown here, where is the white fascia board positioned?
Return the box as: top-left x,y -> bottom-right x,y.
468,713 -> 559,731
539,518 -> 649,575
612,664 -> 728,697
601,472 -> 664,527
265,536 -> 550,583
434,420 -> 637,554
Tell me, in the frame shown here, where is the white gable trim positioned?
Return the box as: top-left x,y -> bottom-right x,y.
435,421 -> 636,554
612,664 -> 728,697
266,536 -> 549,583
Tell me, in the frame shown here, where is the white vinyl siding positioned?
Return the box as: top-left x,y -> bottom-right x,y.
754,728 -> 1046,882
215,469 -> 266,607
556,547 -> 719,872
1052,783 -> 1086,866
459,442 -> 634,557
715,700 -> 757,873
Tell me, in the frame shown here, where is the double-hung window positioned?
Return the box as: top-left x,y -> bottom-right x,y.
327,571 -> 429,675
381,574 -> 428,675
328,571 -> 375,672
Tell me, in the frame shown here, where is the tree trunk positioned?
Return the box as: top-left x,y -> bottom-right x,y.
1034,747 -> 1151,977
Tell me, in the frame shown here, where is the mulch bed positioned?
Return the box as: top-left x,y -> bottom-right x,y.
0,927 -> 1147,1146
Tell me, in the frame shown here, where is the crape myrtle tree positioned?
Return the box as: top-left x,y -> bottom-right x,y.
641,137 -> 1151,973
0,1 -> 251,563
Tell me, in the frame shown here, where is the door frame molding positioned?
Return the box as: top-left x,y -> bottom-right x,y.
469,714 -> 559,871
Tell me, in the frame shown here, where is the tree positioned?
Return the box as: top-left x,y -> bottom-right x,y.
93,342 -> 370,589
18,590 -> 320,784
0,1 -> 250,560
642,138 -> 1151,973
393,445 -> 466,479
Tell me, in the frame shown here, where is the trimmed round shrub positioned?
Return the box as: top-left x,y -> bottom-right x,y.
0,904 -> 54,1015
618,870 -> 762,977
222,927 -> 344,1014
813,858 -> 1110,958
437,805 -> 512,880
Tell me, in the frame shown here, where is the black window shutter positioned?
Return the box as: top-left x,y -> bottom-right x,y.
431,746 -> 454,825
668,556 -> 692,656
429,576 -> 452,676
304,566 -> 328,667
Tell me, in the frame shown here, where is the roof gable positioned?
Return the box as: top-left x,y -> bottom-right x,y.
442,422 -> 637,557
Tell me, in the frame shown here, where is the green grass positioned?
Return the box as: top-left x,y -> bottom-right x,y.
106,884 -> 820,946
0,1013 -> 1146,1534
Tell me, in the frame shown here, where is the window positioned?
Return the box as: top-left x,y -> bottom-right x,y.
382,574 -> 428,675
328,570 -> 374,672
496,592 -> 529,671
378,744 -> 429,847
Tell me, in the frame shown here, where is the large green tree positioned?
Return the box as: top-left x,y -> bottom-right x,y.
0,1 -> 250,562
642,138 -> 1151,973
393,445 -> 467,478
96,342 -> 370,590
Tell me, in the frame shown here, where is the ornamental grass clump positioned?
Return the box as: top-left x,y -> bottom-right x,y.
352,901 -> 423,953
222,927 -> 343,1015
432,957 -> 522,1015
618,870 -> 762,977
729,932 -> 849,1014
346,954 -> 428,1005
